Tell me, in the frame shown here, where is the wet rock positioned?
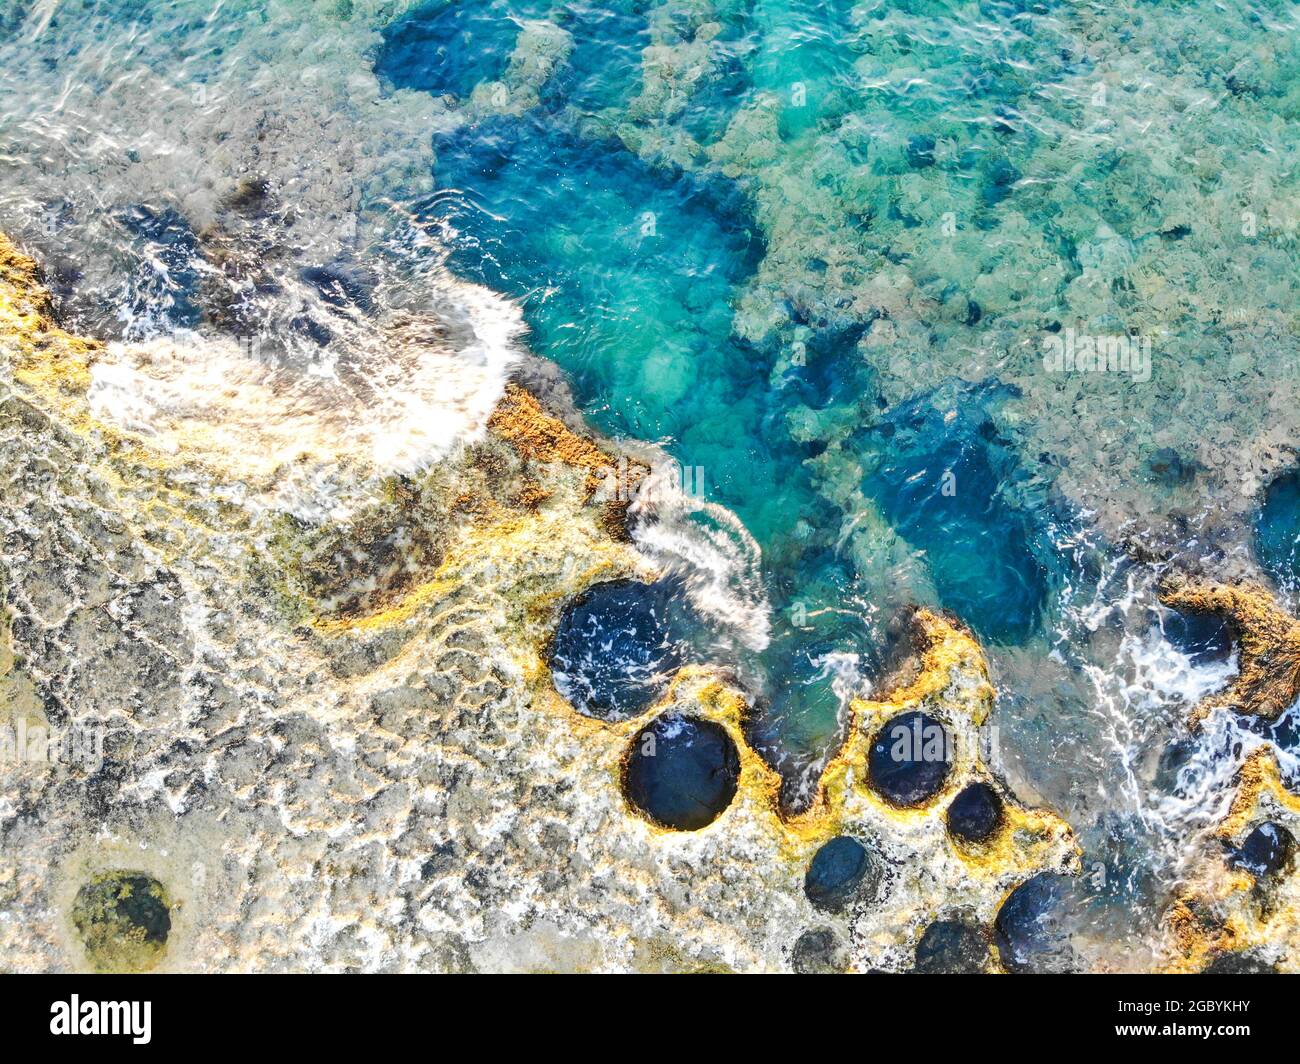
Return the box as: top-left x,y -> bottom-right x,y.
1202,950 -> 1276,974
994,873 -> 1078,973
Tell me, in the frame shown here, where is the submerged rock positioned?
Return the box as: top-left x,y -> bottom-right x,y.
913,917 -> 989,974
71,871 -> 172,973
804,835 -> 881,912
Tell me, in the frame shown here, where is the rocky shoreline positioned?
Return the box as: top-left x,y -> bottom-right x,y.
0,231 -> 1090,972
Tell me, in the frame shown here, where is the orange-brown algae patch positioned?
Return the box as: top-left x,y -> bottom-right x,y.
1158,574 -> 1300,723
488,384 -> 647,539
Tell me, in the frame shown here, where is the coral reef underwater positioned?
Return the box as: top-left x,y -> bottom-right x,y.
2,0 -> 1300,971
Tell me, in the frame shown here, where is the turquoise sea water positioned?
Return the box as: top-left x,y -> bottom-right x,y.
5,0 -> 1300,968
378,0 -> 1089,761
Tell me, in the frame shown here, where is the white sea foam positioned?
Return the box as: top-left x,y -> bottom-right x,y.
86,277 -> 524,515
1037,559 -> 1259,898
627,477 -> 772,653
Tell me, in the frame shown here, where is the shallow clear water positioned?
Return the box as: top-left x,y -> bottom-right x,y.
5,0 -> 1300,969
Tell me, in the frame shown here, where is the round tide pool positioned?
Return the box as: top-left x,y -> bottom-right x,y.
804,835 -> 881,911
623,713 -> 741,831
549,579 -> 695,720
868,711 -> 953,807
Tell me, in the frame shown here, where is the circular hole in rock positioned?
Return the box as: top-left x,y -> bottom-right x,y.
791,927 -> 848,974
1227,822 -> 1295,880
71,870 -> 172,973
993,872 -> 1078,974
623,713 -> 740,830
868,710 -> 952,806
946,781 -> 1004,844
913,917 -> 989,974
549,579 -> 695,720
804,835 -> 881,911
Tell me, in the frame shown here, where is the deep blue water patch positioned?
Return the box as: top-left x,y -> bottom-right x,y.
378,0 -> 650,114
1157,604 -> 1234,666
804,835 -> 880,911
913,917 -> 989,974
426,113 -> 764,439
1255,471 -> 1300,592
550,579 -> 698,720
623,713 -> 741,830
855,380 -> 1062,644
993,872 -> 1078,974
377,0 -> 549,101
1239,700 -> 1300,765
945,781 -> 1004,844
868,710 -> 952,807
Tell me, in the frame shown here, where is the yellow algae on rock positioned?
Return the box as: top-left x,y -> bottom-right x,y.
0,232 -> 100,403
524,608 -> 1078,971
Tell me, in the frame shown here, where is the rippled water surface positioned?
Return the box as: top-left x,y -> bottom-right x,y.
5,0 -> 1300,969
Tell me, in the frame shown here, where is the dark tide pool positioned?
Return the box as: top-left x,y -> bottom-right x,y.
868,711 -> 953,807
804,834 -> 882,911
623,713 -> 741,830
993,872 -> 1078,975
1227,822 -> 1294,881
945,781 -> 1004,844
913,917 -> 990,974
1255,471 -> 1300,594
549,579 -> 700,720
